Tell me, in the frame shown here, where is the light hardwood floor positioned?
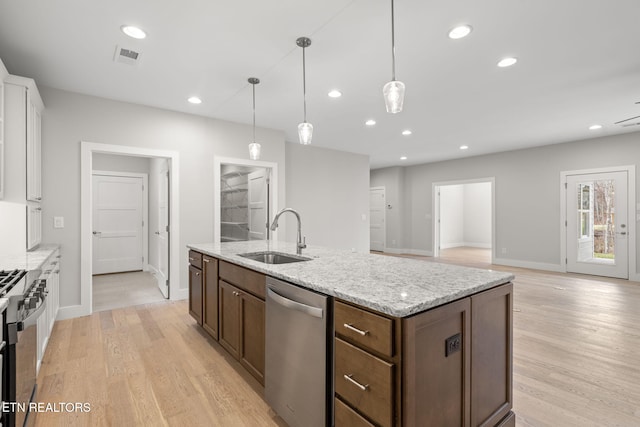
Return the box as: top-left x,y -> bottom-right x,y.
35,248 -> 640,426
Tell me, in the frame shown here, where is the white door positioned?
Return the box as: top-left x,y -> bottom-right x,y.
92,174 -> 144,275
156,167 -> 170,298
566,171 -> 628,279
248,169 -> 269,240
370,187 -> 385,251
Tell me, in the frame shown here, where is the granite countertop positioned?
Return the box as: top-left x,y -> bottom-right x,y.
187,241 -> 514,318
0,244 -> 61,271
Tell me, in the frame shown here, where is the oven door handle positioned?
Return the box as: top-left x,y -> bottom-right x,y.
19,298 -> 48,330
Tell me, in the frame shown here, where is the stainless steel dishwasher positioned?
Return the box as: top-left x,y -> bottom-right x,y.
265,277 -> 331,427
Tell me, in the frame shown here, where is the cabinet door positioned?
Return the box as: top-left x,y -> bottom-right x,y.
471,283 -> 513,427
188,265 -> 203,325
218,280 -> 240,359
26,93 -> 40,202
202,256 -> 219,340
402,297 -> 471,427
239,290 -> 265,384
26,204 -> 42,250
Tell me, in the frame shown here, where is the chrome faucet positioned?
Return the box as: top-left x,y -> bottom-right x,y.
270,208 -> 307,255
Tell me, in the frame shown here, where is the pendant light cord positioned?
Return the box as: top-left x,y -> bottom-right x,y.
391,0 -> 396,81
252,82 -> 256,142
302,46 -> 307,122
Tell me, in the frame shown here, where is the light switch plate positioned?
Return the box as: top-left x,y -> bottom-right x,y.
53,216 -> 64,228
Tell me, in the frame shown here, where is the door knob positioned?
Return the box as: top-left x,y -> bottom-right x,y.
92,231 -> 101,235
154,231 -> 161,235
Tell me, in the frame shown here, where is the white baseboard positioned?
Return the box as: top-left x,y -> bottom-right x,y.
464,242 -> 492,249
56,304 -> 90,321
147,264 -> 160,277
171,287 -> 188,301
440,242 -> 464,249
629,273 -> 640,283
492,257 -> 564,273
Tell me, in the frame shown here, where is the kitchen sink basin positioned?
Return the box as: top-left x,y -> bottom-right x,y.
237,251 -> 312,265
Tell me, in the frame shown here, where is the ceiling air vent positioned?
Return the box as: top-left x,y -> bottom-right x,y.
114,45 -> 142,66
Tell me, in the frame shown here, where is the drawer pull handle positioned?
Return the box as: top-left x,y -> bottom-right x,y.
344,374 -> 369,391
195,272 -> 200,277
344,323 -> 369,336
203,259 -> 210,263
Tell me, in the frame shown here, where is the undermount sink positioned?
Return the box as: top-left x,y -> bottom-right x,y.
237,251 -> 312,265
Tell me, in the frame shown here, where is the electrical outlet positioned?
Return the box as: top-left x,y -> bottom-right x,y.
392,239 -> 396,246
501,247 -> 507,255
53,217 -> 64,229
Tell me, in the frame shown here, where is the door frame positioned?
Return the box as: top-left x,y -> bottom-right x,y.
433,177 -> 495,262
560,165 -> 637,280
77,141 -> 181,320
91,170 -> 149,275
213,156 -> 279,243
369,186 -> 386,251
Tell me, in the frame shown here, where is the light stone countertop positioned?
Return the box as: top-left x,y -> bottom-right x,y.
187,241 -> 514,318
0,244 -> 61,271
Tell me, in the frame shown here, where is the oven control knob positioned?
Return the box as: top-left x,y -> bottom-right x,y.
28,297 -> 37,309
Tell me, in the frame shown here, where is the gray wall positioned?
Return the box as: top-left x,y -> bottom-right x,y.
40,86 -> 287,309
463,182 -> 491,248
371,131 -> 640,274
285,142 -> 370,253
440,185 -> 464,248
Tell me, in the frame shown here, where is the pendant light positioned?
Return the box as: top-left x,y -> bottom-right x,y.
248,77 -> 261,160
383,0 -> 405,113
296,37 -> 313,145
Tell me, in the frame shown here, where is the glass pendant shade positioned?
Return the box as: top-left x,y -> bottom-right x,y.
248,142 -> 261,160
383,80 -> 405,114
298,122 -> 313,145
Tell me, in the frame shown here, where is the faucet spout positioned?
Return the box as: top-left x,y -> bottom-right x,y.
270,208 -> 307,255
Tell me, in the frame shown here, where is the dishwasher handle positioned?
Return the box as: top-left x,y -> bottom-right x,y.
267,287 -> 323,319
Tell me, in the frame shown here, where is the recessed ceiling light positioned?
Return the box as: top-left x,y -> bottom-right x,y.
448,25 -> 472,39
328,90 -> 342,98
497,57 -> 518,68
365,119 -> 376,126
121,25 -> 147,40
589,124 -> 603,130
460,145 -> 469,150
188,96 -> 202,105
402,130 -> 412,136
400,156 -> 407,160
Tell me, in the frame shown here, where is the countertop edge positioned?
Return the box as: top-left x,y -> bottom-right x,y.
187,242 -> 514,318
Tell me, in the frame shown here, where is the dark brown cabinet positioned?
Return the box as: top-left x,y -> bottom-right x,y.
218,261 -> 266,385
188,250 -> 203,324
202,255 -> 219,339
335,282 -> 514,427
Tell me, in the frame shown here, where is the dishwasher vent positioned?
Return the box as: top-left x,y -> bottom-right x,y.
114,45 -> 142,65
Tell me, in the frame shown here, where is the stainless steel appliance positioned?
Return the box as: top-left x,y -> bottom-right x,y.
1,268 -> 46,427
265,277 -> 331,427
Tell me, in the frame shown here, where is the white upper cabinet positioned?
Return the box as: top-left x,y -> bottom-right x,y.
2,72 -> 44,251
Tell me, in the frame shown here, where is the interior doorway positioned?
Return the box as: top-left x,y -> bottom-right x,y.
77,142 -> 181,320
370,187 -> 386,251
214,157 -> 278,243
562,166 -> 636,279
433,178 -> 495,262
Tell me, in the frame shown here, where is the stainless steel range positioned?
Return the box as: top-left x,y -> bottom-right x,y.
0,268 -> 46,427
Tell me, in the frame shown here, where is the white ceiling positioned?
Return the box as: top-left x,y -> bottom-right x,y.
1,0 -> 639,169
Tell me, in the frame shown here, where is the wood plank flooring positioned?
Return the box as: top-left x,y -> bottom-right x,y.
35,247 -> 640,426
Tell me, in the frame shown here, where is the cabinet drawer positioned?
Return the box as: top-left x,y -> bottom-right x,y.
219,261 -> 265,299
335,338 -> 394,427
335,301 -> 394,357
188,250 -> 202,269
335,397 -> 375,427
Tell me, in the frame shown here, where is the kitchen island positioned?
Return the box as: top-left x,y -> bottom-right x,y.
187,241 -> 515,427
